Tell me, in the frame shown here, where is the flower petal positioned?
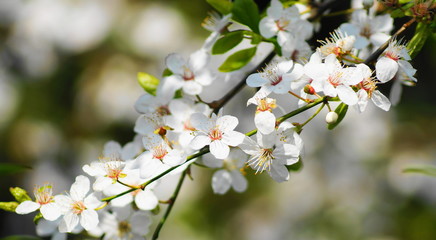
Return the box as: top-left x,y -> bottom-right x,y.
80,209 -> 99,230
210,140 -> 230,159
15,201 -> 40,214
376,57 -> 398,83
135,189 -> 159,210
212,170 -> 232,194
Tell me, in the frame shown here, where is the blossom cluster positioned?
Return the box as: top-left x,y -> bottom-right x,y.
4,0 -> 427,239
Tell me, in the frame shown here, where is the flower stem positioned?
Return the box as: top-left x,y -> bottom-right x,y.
288,91 -> 310,102
300,103 -> 325,128
152,169 -> 188,240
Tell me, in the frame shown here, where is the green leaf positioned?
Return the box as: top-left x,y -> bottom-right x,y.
206,0 -> 233,15
0,202 -> 19,212
407,22 -> 430,59
9,187 -> 31,203
0,163 -> 31,175
390,8 -> 405,18
403,165 -> 436,177
212,31 -> 244,55
0,236 -> 42,240
218,47 -> 257,72
232,0 -> 260,33
327,103 -> 348,130
137,72 -> 160,96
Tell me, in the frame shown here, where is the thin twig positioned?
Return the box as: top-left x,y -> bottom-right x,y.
152,169 -> 188,240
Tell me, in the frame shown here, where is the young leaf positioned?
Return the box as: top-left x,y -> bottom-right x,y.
212,31 -> 244,55
327,103 -> 348,130
0,163 -> 31,175
403,165 -> 436,177
138,72 -> 160,96
407,22 -> 430,59
286,157 -> 303,172
218,47 -> 257,72
232,0 -> 260,33
206,0 -> 233,15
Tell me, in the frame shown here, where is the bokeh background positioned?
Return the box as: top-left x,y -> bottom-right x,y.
0,0 -> 436,239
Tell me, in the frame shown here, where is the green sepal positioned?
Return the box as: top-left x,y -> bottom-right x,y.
232,0 -> 260,33
244,31 -> 263,45
286,157 -> 303,172
9,187 -> 31,203
212,31 -> 244,55
0,201 -> 19,212
33,212 -> 43,224
218,47 -> 257,72
137,72 -> 160,96
151,204 -> 161,215
174,89 -> 183,99
206,0 -> 233,15
327,103 -> 348,130
407,22 -> 430,59
0,163 -> 31,175
162,68 -> 173,77
390,8 -> 405,18
403,165 -> 436,177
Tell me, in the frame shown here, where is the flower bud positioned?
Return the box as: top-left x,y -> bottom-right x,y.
325,111 -> 339,124
362,0 -> 374,9
304,84 -> 315,95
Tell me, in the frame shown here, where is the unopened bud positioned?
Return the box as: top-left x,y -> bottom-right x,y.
325,111 -> 339,124
362,0 -> 374,9
304,84 -> 315,95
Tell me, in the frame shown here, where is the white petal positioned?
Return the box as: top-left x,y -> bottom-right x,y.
135,189 -> 159,210
269,163 -> 289,182
190,112 -> 212,132
189,49 -> 209,72
40,203 -> 61,221
103,141 -> 122,158
163,149 -> 184,166
337,85 -> 358,105
222,131 -> 245,147
210,140 -> 230,159
356,89 -> 369,113
255,111 -> 276,134
70,175 -> 90,201
259,17 -> 278,38
84,193 -> 101,210
131,211 -> 152,235
165,53 -> 186,75
160,75 -> 184,100
190,135 -> 210,150
230,170 -> 248,192
369,32 -> 390,47
61,212 -> 79,233
80,209 -> 99,230
267,0 -> 283,19
82,162 -> 105,177
217,115 -> 238,133
92,176 -> 113,192
212,170 -> 232,194
182,81 -> 203,95
246,73 -> 267,87
376,57 -> 398,83
372,90 -> 391,111
389,79 -> 402,106
15,201 -> 40,214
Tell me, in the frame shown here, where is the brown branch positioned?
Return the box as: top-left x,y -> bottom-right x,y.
364,18 -> 416,65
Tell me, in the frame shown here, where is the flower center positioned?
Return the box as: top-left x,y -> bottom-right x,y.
209,128 -> 223,141
257,98 -> 277,112
183,66 -> 195,81
71,201 -> 86,214
360,24 -> 372,39
118,220 -> 132,238
261,63 -> 283,86
153,144 -> 168,160
360,78 -> 377,97
34,185 -> 53,205
385,51 -> 399,61
249,148 -> 274,174
183,120 -> 196,131
156,105 -> 170,116
276,18 -> 290,31
327,71 -> 344,87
